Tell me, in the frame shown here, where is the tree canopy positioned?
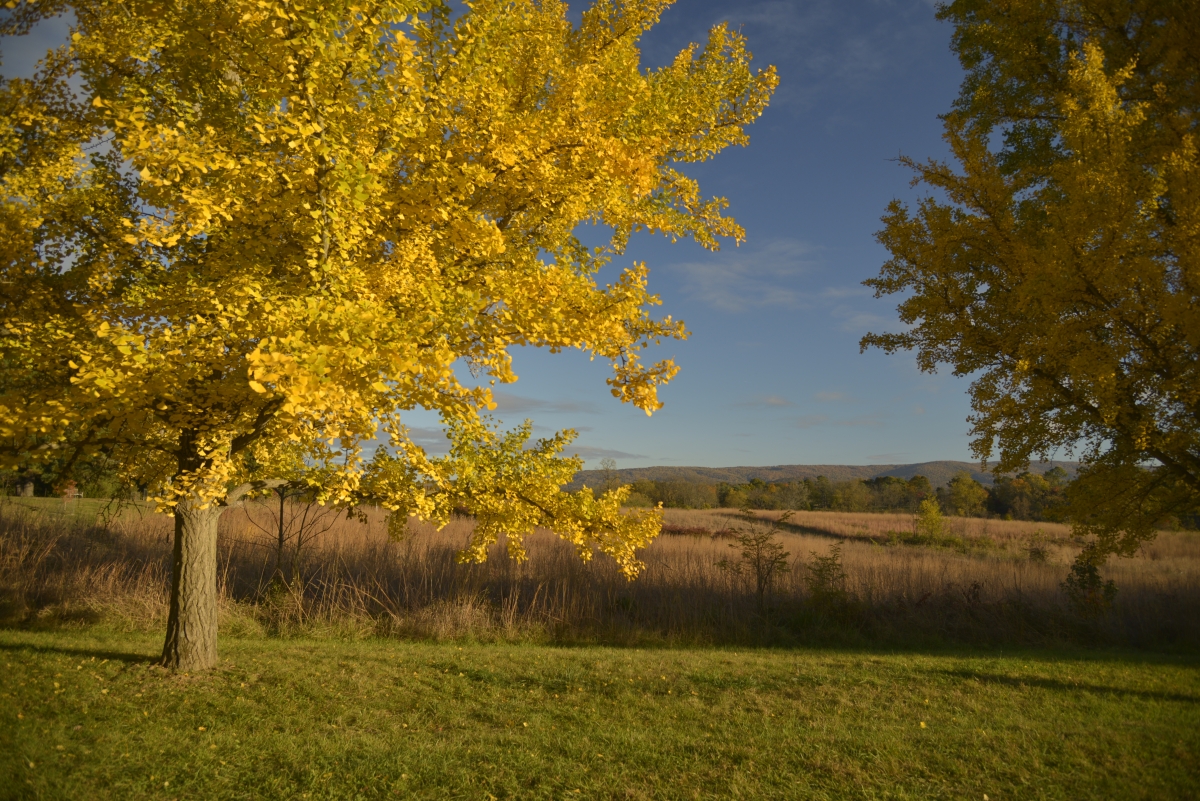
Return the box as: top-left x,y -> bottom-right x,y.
862,0 -> 1199,556
0,0 -> 775,668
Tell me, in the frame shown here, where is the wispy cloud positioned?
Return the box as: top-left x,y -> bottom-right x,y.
833,415 -> 885,428
652,1 -> 948,114
821,285 -> 874,300
735,394 -> 794,408
666,237 -> 904,335
492,391 -> 599,415
832,307 -> 898,334
570,445 -> 647,461
747,1 -> 946,112
793,413 -> 884,429
814,391 -> 850,402
668,238 -> 820,312
532,424 -> 593,433
393,426 -> 452,455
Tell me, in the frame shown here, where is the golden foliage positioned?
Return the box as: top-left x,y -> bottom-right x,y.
0,0 -> 775,575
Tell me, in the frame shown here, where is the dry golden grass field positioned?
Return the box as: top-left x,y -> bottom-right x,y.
2,497 -> 1198,649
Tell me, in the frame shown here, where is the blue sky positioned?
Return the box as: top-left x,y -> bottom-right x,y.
3,0 -> 979,470
474,0 -> 976,469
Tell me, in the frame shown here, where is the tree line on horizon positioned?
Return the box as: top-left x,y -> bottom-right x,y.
614,468 -> 1104,524
0,460 -> 1072,525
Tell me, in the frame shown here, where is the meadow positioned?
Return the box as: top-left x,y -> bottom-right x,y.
2,497 -> 1197,649
2,497 -> 1199,798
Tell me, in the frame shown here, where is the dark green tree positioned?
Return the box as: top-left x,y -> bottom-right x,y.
863,0 -> 1200,559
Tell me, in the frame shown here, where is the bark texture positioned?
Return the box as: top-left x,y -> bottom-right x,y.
161,498 -> 223,671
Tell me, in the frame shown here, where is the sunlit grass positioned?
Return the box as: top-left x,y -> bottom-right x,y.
3,629 -> 1198,799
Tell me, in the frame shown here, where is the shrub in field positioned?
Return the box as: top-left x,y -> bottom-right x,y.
887,528 -> 967,551
915,498 -> 944,540
1063,543 -> 1118,615
804,542 -> 848,610
1026,529 -> 1051,563
716,511 -> 792,613
884,498 -> 983,551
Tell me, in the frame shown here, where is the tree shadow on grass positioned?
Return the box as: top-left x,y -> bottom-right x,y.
927,667 -> 1200,704
0,640 -> 157,665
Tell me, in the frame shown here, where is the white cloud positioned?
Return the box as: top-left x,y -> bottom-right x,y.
821,285 -> 874,300
668,238 -> 820,312
840,310 -> 898,333
793,413 -> 884,429
735,394 -> 794,408
388,425 -> 451,455
833,414 -> 885,428
492,391 -> 599,415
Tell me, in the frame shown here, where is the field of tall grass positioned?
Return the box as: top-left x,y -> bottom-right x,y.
2,496 -> 1197,649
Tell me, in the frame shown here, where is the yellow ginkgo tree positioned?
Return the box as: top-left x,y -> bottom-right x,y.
0,0 -> 776,669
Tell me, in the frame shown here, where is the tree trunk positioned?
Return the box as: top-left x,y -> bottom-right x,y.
276,489 -> 286,581
161,497 -> 223,671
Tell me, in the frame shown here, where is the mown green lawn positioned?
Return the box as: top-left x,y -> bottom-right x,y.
0,496 -> 153,525
2,629 -> 1197,799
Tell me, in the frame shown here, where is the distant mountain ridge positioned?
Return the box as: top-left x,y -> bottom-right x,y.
568,460 -> 1078,490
